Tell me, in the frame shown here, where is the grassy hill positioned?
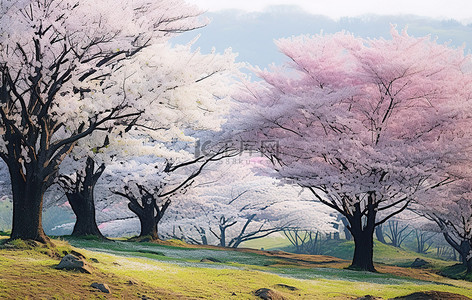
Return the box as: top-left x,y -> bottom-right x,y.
1,236 -> 472,299
243,235 -> 460,269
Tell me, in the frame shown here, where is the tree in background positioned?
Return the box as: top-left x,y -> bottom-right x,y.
110,148 -> 235,241
282,200 -> 340,254
55,41 -> 238,239
416,180 -> 472,274
414,229 -> 436,254
230,27 -> 472,271
58,156 -> 106,238
0,0 -> 207,243
384,220 -> 411,248
167,162 -> 338,248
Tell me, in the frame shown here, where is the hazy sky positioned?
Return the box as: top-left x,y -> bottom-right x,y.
186,0 -> 472,24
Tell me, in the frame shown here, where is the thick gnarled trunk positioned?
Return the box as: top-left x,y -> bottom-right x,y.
122,186 -> 171,241
9,171 -> 49,243
67,192 -> 105,238
60,157 -> 106,239
134,203 -> 160,240
441,232 -> 472,275
350,229 -> 376,272
458,240 -> 472,274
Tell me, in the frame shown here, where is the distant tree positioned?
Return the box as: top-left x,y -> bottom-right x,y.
0,0 -> 207,243
414,229 -> 435,254
384,220 -> 411,248
416,180 -> 472,274
375,224 -> 386,244
230,27 -> 472,271
284,230 -> 321,254
110,147 -> 235,241
168,162 -> 338,248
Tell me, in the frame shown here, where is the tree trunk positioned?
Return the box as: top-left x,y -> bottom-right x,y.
62,157 -> 106,239
459,240 -> 472,274
341,216 -> 352,240
219,225 -> 226,247
347,194 -> 377,272
66,192 -> 105,238
138,216 -> 158,240
442,232 -> 471,274
198,227 -> 208,245
467,258 -> 472,275
350,228 -> 376,272
9,172 -> 49,243
120,186 -> 171,242
128,198 -> 160,240
375,224 -> 386,244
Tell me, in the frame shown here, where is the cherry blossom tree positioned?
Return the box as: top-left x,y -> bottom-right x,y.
230,27 -> 472,271
281,200 -> 340,254
0,0 -> 208,243
415,180 -> 472,274
165,162 -> 338,247
57,156 -> 106,238
55,41 -> 239,239
113,149 -> 237,241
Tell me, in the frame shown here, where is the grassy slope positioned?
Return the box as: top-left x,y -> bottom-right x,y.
2,237 -> 472,299
243,235 -> 458,269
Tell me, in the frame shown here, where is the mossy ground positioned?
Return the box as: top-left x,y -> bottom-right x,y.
1,236 -> 471,299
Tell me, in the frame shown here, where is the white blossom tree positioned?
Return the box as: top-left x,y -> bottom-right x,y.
0,0 -> 208,243
165,161 -> 338,247
55,41 -> 239,239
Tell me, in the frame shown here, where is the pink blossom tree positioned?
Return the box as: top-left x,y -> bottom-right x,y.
231,27 -> 472,271
415,180 -> 472,274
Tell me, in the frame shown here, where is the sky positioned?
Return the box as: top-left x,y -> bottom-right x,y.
186,0 -> 472,24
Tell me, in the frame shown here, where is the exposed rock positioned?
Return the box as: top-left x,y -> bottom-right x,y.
410,258 -> 431,268
200,257 -> 222,263
55,254 -> 92,273
390,291 -> 471,300
91,282 -> 111,293
89,258 -> 99,263
275,284 -> 298,291
254,288 -> 285,300
355,296 -> 383,300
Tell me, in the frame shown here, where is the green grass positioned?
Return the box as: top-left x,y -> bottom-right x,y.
440,263 -> 472,281
241,234 -> 292,250
76,246 -> 472,299
65,237 -> 278,267
1,236 -> 472,299
243,235 -> 458,271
